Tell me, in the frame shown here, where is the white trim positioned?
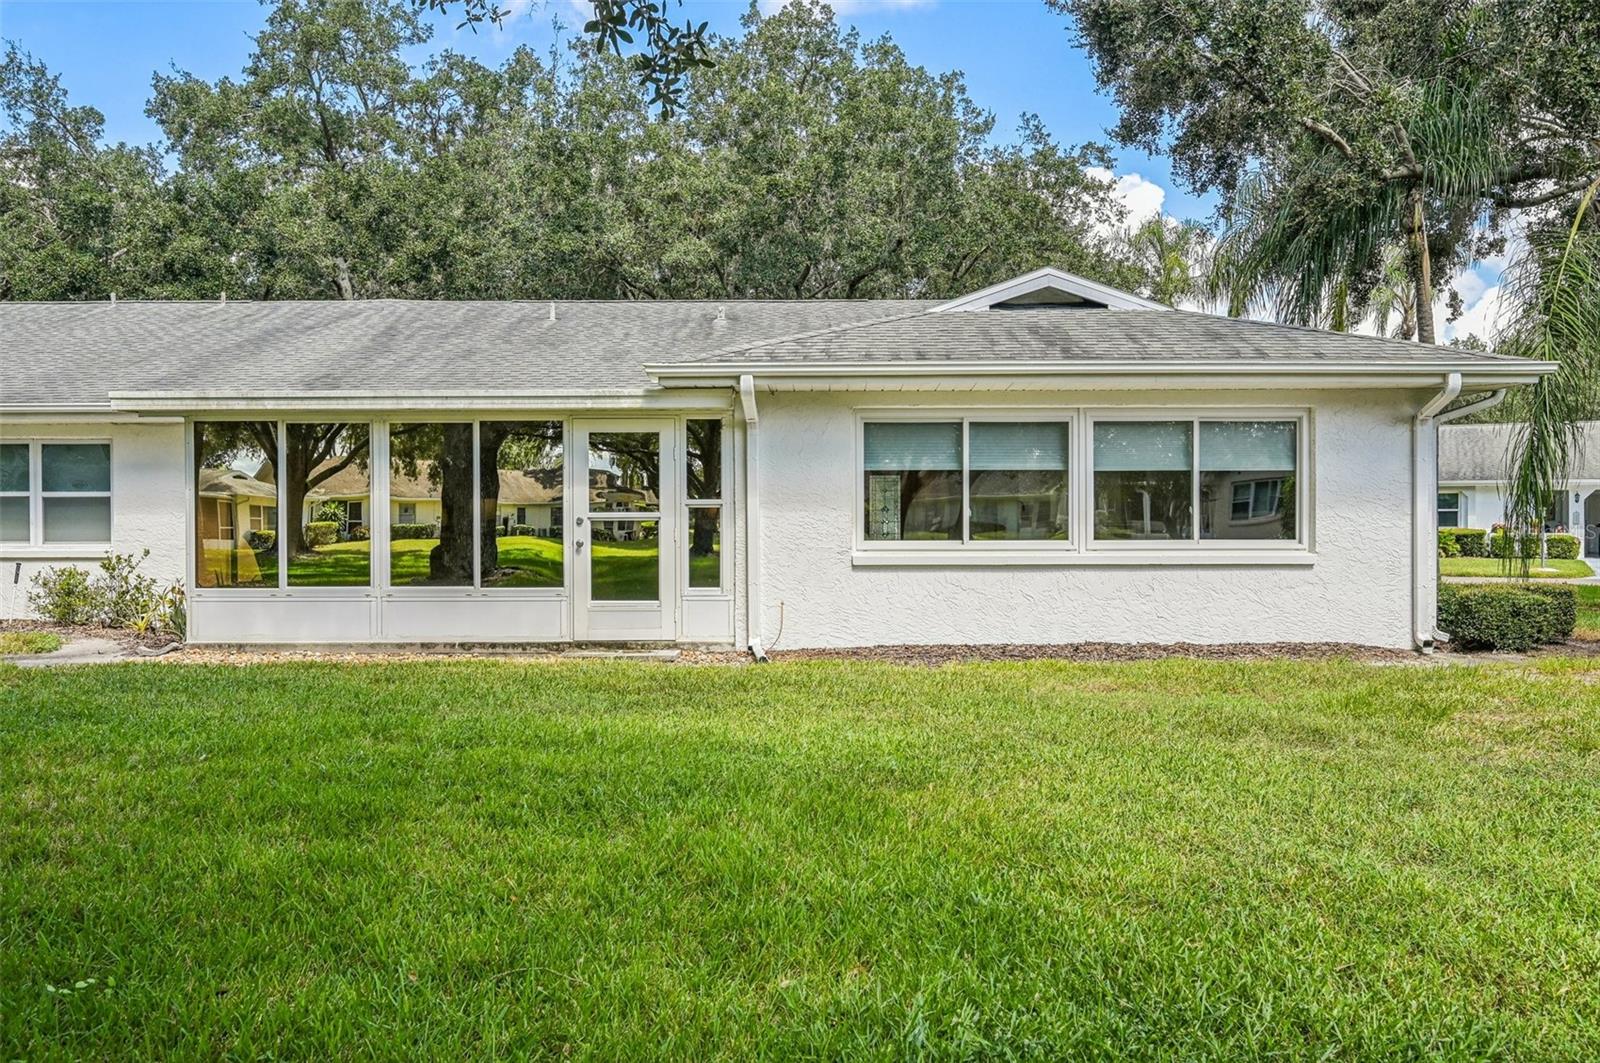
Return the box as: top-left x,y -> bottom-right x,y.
1414,373 -> 1461,651
647,360 -> 1554,384
739,376 -> 764,659
852,550 -> 1318,568
928,267 -> 1171,313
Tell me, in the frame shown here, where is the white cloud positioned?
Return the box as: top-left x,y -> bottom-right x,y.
1084,166 -> 1167,231
1442,281 -> 1509,346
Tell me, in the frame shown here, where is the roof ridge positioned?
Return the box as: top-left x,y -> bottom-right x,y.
672,305 -> 937,365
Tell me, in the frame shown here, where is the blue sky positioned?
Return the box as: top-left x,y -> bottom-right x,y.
0,0 -> 1502,337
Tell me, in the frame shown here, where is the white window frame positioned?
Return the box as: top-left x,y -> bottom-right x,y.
854,411 -> 1076,554
1086,409 -> 1309,552
0,439 -> 113,550
1229,478 -> 1286,524
1437,491 -> 1464,528
850,405 -> 1314,566
683,415 -> 731,595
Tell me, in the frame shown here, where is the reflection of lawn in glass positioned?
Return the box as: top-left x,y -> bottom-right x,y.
688,544 -> 719,589
387,535 -> 563,587
199,546 -> 278,588
591,538 -> 660,601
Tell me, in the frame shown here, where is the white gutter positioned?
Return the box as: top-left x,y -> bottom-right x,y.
1428,387 -> 1510,648
647,358 -> 1558,382
739,375 -> 768,662
1413,373 -> 1462,651
1435,388 -> 1509,424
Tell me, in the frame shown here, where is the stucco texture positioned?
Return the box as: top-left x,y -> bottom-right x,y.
1,421 -> 186,620
753,389 -> 1416,650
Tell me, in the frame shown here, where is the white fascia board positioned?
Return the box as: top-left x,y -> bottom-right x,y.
0,406 -> 184,423
105,389 -> 734,414
929,266 -> 1170,313
645,360 -> 1556,388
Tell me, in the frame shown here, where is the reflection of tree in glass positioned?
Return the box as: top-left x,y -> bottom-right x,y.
195,422 -> 369,555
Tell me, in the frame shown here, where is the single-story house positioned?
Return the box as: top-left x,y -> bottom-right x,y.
0,268 -> 1554,650
1439,421 -> 1600,557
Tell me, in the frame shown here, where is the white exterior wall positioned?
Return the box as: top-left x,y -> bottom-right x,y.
753,388 -> 1418,650
0,420 -> 186,619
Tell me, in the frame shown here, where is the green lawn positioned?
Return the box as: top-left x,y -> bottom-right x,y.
0,631 -> 61,655
1577,585 -> 1600,639
1440,556 -> 1594,579
5,658 -> 1600,1057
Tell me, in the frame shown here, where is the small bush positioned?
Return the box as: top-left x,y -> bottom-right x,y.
1438,583 -> 1575,651
390,523 -> 438,541
508,524 -> 541,537
348,524 -> 370,542
1437,530 -> 1461,557
1546,534 -> 1581,561
27,565 -> 97,624
1442,527 -> 1486,557
246,529 -> 275,552
28,550 -> 160,629
303,521 -> 339,547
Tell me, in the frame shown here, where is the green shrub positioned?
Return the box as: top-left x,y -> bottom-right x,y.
1442,527 -> 1486,557
27,565 -> 97,624
509,524 -> 541,537
1546,534 -> 1580,560
27,550 -> 160,629
349,524 -> 370,542
245,529 -> 275,552
390,523 -> 438,541
1438,583 -> 1575,651
303,521 -> 339,547
1437,530 -> 1461,557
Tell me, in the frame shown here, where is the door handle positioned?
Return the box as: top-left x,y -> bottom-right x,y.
576,540 -> 585,552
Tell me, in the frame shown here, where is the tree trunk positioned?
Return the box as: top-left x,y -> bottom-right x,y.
284,444 -> 311,555
476,422 -> 516,579
429,424 -> 475,583
334,256 -> 355,300
1406,185 -> 1436,344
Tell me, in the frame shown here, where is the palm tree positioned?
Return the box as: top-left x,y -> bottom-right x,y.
1127,216 -> 1210,307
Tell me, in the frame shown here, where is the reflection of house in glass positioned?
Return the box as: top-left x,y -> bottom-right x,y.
197,467 -> 278,547
1200,472 -> 1293,540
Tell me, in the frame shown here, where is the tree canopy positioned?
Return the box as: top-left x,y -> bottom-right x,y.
2,0 -> 1151,304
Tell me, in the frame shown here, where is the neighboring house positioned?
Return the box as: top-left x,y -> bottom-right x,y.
1439,421 -> 1600,557
0,268 -> 1553,650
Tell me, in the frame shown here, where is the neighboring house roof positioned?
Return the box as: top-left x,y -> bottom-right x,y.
0,299 -> 929,409
0,270 -> 1552,412
197,467 -> 276,501
307,459 -> 567,504
1440,421 -> 1600,482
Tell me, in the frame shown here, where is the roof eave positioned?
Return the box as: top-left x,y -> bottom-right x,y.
644,359 -> 1557,388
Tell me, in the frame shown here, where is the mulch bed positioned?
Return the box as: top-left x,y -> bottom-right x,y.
0,619 -> 178,652
761,642 -> 1418,666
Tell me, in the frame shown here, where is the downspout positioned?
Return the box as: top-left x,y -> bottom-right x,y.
1429,387 -> 1509,647
739,375 -> 768,661
1412,372 -> 1461,651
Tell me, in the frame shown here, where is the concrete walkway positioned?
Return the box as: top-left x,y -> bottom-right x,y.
8,637 -> 130,668
1444,575 -> 1600,585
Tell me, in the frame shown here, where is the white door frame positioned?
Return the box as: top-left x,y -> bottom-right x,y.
572,418 -> 678,641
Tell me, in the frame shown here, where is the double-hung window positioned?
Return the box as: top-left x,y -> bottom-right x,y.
0,441 -> 112,547
1092,416 -> 1301,545
1436,492 -> 1463,529
861,418 -> 1071,546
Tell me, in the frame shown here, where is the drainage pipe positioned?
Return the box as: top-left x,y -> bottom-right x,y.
739,375 -> 768,661
1412,373 -> 1461,651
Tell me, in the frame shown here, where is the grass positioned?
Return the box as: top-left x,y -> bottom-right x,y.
0,631 -> 61,655
1576,585 -> 1600,640
1440,556 -> 1594,579
207,535 -> 715,597
5,657 -> 1600,1058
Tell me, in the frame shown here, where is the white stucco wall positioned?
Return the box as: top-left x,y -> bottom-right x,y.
752,388 -> 1419,650
1,420 -> 187,620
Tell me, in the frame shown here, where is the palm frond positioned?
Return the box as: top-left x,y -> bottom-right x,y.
1502,179 -> 1600,568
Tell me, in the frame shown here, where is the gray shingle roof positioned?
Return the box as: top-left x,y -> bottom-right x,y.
1440,422 -> 1600,482
1,296 -> 1546,411
666,307 -> 1542,367
0,298 -> 932,408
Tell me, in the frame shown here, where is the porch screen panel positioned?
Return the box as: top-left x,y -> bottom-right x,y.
0,443 -> 28,543
863,422 -> 962,542
389,423 -> 473,587
287,423 -> 371,587
968,422 -> 1069,541
1198,421 -> 1297,541
480,421 -> 563,588
1093,421 -> 1193,541
194,422 -> 279,588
